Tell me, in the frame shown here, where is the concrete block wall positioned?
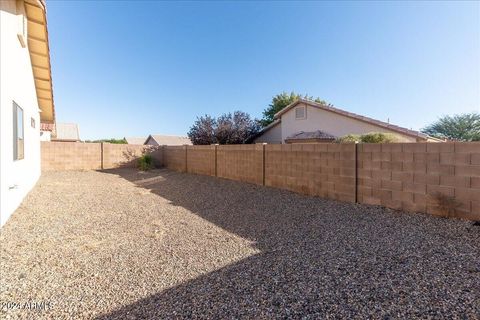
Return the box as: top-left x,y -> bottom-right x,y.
103,144 -> 149,169
164,146 -> 187,172
41,141 -> 102,171
164,142 -> 479,220
186,145 -> 216,176
265,143 -> 356,202
216,145 -> 264,185
357,142 -> 480,220
41,142 -> 162,171
41,141 -> 480,220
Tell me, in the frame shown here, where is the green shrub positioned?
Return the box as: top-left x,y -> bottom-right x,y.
138,154 -> 153,171
337,132 -> 398,143
85,138 -> 127,144
360,132 -> 398,143
336,134 -> 360,143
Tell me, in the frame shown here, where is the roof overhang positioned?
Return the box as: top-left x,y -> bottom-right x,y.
24,0 -> 55,124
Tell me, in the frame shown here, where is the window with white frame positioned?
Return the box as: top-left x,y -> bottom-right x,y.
295,106 -> 306,120
13,102 -> 24,160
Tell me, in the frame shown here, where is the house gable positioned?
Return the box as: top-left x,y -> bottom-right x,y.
280,102 -> 420,142
253,120 -> 282,144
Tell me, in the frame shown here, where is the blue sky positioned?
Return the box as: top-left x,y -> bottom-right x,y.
47,1 -> 480,140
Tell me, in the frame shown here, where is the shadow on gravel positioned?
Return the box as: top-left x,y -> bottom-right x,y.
96,168 -> 479,319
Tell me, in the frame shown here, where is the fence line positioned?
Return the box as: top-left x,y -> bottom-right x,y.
164,143 -> 479,220
41,141 -> 480,220
41,142 -> 163,171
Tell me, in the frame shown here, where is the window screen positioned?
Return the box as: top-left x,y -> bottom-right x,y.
13,102 -> 24,160
295,106 -> 306,119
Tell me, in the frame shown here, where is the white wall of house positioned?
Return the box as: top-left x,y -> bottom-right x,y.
254,122 -> 282,144
40,131 -> 52,141
0,0 -> 41,226
279,103 -> 418,143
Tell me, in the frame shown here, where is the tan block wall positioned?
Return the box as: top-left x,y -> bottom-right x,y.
216,145 -> 264,185
164,146 -> 187,172
265,143 -> 356,202
102,144 -> 147,169
41,141 -> 102,171
41,142 -> 163,171
102,144 -> 163,169
42,141 -> 480,220
357,142 -> 480,220
186,145 -> 216,176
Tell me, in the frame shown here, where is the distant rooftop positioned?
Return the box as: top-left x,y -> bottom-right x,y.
125,137 -> 147,145
53,123 -> 80,142
146,135 -> 192,146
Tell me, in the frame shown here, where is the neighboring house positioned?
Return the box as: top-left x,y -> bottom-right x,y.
254,99 -> 441,144
0,0 -> 55,226
52,123 -> 80,142
144,134 -> 192,146
125,137 -> 147,145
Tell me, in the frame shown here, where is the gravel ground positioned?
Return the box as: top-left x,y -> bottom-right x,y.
0,169 -> 479,319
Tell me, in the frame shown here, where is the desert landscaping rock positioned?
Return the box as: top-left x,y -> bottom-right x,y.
1,169 -> 479,319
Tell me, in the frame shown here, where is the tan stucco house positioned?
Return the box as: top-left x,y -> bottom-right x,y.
1,0 -> 55,226
254,99 -> 441,144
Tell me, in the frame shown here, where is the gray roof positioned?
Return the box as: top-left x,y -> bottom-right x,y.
53,123 -> 80,141
125,137 -> 146,145
146,134 -> 192,146
285,130 -> 336,141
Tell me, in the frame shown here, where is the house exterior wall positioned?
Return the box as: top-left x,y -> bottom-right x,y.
279,103 -> 419,143
40,131 -> 52,141
253,122 -> 282,144
145,137 -> 157,146
0,0 -> 41,226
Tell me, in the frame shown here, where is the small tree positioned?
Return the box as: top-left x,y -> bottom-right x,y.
187,115 -> 216,145
214,111 -> 260,144
260,91 -> 330,127
230,111 -> 261,144
215,113 -> 234,145
188,111 -> 260,145
422,113 -> 480,141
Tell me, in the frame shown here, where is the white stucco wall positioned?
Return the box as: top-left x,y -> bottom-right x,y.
280,103 -> 418,143
40,131 -> 52,141
0,0 -> 41,226
254,122 -> 282,144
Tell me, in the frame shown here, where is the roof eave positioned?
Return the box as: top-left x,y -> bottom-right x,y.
24,0 -> 55,124
275,99 -> 429,140
144,135 -> 153,145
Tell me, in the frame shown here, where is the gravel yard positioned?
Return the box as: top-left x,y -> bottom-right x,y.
1,169 -> 479,319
